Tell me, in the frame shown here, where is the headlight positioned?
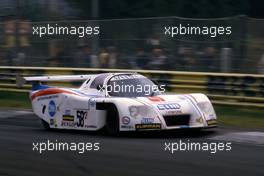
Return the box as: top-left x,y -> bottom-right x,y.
129,105 -> 159,118
129,106 -> 139,117
197,101 -> 215,117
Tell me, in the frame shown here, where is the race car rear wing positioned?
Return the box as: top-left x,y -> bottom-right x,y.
16,74 -> 93,88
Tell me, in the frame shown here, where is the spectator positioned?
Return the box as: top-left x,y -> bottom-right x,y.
135,48 -> 149,69
0,48 -> 9,65
90,54 -> 99,68
258,54 -> 264,74
149,48 -> 167,70
203,47 -> 218,71
177,47 -> 195,71
6,49 -> 16,66
12,52 -> 26,66
74,45 -> 93,67
163,48 -> 175,70
98,48 -> 110,68
56,45 -> 67,66
108,46 -> 117,68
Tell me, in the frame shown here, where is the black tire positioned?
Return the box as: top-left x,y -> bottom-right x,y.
41,119 -> 51,130
96,103 -> 120,135
106,104 -> 120,135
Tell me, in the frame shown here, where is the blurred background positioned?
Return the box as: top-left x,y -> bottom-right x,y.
0,0 -> 263,73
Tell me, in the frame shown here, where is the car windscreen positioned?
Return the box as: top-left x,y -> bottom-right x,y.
90,74 -> 109,89
107,74 -> 161,97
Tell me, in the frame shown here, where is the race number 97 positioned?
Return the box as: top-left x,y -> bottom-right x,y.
76,110 -> 87,127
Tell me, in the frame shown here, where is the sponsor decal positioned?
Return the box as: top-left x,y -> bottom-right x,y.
62,109 -> 74,124
162,110 -> 182,115
129,106 -> 139,117
135,123 -> 161,130
54,118 -> 57,127
141,117 -> 154,124
37,95 -> 58,101
50,119 -> 54,125
85,125 -> 97,128
121,116 -> 130,125
62,115 -> 74,121
31,88 -> 78,100
209,114 -> 216,118
65,109 -> 71,115
50,118 -> 57,128
110,74 -> 144,81
121,125 -> 134,129
196,117 -> 204,124
157,103 -> 181,110
61,121 -> 75,127
48,100 -> 56,117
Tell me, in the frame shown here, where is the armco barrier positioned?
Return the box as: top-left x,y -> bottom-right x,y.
0,66 -> 264,108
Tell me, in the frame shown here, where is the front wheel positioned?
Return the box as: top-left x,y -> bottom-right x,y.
105,105 -> 120,136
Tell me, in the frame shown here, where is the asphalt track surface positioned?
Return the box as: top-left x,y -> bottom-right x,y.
0,110 -> 263,176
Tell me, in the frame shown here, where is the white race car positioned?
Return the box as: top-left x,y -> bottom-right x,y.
20,73 -> 217,134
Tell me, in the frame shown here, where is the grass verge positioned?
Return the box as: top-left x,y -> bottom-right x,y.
0,91 -> 31,109
215,105 -> 264,129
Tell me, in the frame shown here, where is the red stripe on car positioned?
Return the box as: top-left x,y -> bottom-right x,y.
31,88 -> 78,100
148,96 -> 165,102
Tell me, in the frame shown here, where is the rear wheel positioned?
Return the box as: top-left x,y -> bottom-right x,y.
41,119 -> 50,130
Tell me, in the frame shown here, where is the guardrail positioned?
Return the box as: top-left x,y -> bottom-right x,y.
0,66 -> 264,108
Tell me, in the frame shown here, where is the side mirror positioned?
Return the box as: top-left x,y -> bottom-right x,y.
151,79 -> 160,86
